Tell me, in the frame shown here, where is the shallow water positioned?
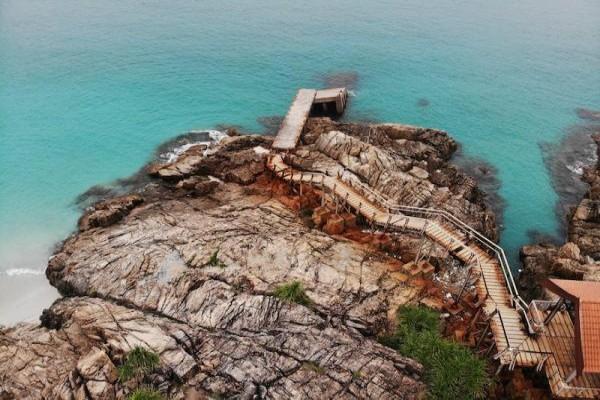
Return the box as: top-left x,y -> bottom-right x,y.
1,0 -> 599,324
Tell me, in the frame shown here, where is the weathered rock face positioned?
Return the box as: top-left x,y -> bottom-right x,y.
1,296 -> 424,399
303,118 -> 458,162
0,298 -> 423,399
1,118 -> 500,399
78,194 -> 143,231
148,135 -> 273,184
520,133 -> 600,299
565,132 -> 600,258
297,119 -> 497,240
48,183 -> 420,335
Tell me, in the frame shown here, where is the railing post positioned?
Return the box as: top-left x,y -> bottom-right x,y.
476,320 -> 491,349
456,267 -> 473,303
543,298 -> 564,327
384,215 -> 392,234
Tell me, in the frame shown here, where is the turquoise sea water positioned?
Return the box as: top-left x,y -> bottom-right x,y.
1,0 -> 599,324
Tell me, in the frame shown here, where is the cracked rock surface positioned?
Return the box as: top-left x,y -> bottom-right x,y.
1,118 -> 500,399
1,297 -> 423,399
298,119 -> 497,240
48,183 -> 420,334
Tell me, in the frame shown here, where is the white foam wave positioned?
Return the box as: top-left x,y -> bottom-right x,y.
209,130 -> 228,142
164,142 -> 208,163
4,268 -> 44,277
566,162 -> 585,175
161,130 -> 227,163
566,148 -> 597,176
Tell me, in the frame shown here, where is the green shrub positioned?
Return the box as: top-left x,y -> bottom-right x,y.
381,305 -> 488,400
118,347 -> 160,383
273,281 -> 311,306
397,304 -> 440,335
128,387 -> 164,400
207,250 -> 226,268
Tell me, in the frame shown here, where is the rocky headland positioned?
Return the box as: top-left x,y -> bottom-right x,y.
1,118 -> 498,399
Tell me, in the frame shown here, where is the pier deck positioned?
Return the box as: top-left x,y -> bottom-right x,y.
272,89 -> 317,150
272,88 -> 348,150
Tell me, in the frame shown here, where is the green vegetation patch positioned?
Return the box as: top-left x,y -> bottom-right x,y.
302,361 -> 325,374
206,250 -> 226,268
118,347 -> 160,383
380,305 -> 488,400
273,281 -> 312,306
128,387 -> 165,400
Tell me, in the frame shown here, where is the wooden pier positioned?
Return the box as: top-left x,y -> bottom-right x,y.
313,87 -> 348,115
272,88 -> 348,150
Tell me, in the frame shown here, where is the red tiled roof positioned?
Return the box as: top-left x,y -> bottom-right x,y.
545,279 -> 600,375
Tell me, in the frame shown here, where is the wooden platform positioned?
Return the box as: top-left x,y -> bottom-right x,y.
272,88 -> 349,150
266,154 -> 600,399
533,310 -> 600,398
314,87 -> 348,114
272,89 -> 317,150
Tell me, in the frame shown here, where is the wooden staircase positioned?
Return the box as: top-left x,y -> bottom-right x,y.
267,154 -> 533,367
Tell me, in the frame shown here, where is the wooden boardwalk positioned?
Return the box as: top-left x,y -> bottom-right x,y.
267,154 -> 600,398
527,306 -> 600,398
272,88 -> 348,150
267,155 -> 525,357
272,89 -> 317,150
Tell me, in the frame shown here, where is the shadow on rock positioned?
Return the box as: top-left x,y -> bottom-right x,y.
256,115 -> 284,136
526,229 -> 562,246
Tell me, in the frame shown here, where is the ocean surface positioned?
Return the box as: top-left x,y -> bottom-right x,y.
1,0 -> 599,325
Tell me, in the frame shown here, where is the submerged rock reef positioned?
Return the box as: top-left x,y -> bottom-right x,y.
520,133 -> 600,299
1,118 -> 497,399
